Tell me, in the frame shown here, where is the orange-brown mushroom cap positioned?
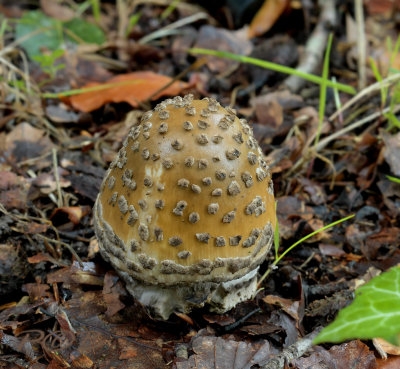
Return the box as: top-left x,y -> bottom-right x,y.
94,95 -> 276,318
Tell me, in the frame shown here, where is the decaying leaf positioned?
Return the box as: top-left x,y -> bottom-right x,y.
382,131 -> 400,177
193,25 -> 252,73
373,336 -> 400,358
293,340 -> 377,369
5,122 -> 54,165
175,332 -> 277,369
248,0 -> 290,39
0,171 -> 29,210
69,71 -> 190,112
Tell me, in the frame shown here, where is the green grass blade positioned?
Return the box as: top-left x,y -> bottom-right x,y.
390,35 -> 400,68
276,214 -> 355,263
189,48 -> 356,95
386,175 -> 400,183
0,18 -> 8,38
90,0 -> 101,22
41,79 -> 144,98
315,33 -> 333,147
370,57 -> 387,107
274,215 -> 279,260
258,214 -> 355,287
161,0 -> 181,19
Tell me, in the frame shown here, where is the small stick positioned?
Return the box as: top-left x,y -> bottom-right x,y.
52,148 -> 63,208
145,57 -> 207,102
317,104 -> 400,152
355,0 -> 367,90
36,234 -> 83,266
283,0 -> 337,92
256,327 -> 323,369
223,308 -> 262,332
329,72 -> 400,121
138,12 -> 208,44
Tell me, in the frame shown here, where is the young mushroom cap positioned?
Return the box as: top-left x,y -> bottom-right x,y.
94,95 -> 276,319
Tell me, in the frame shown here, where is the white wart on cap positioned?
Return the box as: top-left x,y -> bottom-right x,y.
94,95 -> 276,319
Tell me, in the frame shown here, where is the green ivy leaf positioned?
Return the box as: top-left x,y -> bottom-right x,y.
15,10 -> 63,59
64,18 -> 105,45
314,266 -> 400,345
15,11 -> 105,59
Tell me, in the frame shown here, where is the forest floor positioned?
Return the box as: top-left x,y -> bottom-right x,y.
0,1 -> 400,368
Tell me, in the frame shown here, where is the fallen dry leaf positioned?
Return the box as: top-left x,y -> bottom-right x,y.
373,337 -> 400,357
30,172 -> 71,197
252,93 -> 284,129
102,271 -> 126,318
69,71 -> 189,112
364,0 -> 400,16
263,295 -> 301,321
40,0 -> 75,21
50,206 -> 91,225
382,130 -> 400,177
248,0 -> 290,39
376,356 -> 400,369
277,196 -> 314,240
239,313 -> 282,336
318,244 -> 346,257
0,331 -> 36,360
193,25 -> 252,73
293,340 -> 377,369
118,338 -> 138,359
0,171 -> 29,210
27,253 -> 64,266
22,283 -> 52,301
175,333 -> 277,369
377,178 -> 400,217
47,261 -> 104,286
19,221 -> 50,235
70,352 -> 94,368
5,122 -> 54,165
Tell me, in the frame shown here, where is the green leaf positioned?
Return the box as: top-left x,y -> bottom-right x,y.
64,18 -> 105,45
15,10 -> 63,58
15,11 -> 105,59
314,266 -> 400,345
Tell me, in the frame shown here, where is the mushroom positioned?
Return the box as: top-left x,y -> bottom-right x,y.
94,95 -> 276,319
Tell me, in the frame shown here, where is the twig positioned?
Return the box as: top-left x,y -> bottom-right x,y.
256,327 -> 323,369
355,0 -> 366,90
222,308 -> 262,332
145,57 -> 207,102
138,12 -> 208,44
0,203 -> 82,264
36,234 -> 83,266
52,148 -> 63,208
329,72 -> 400,121
283,0 -> 337,92
284,102 -> 399,177
317,104 -> 400,152
26,169 -> 58,206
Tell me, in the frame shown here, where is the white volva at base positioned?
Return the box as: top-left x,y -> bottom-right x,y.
118,267 -> 259,320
